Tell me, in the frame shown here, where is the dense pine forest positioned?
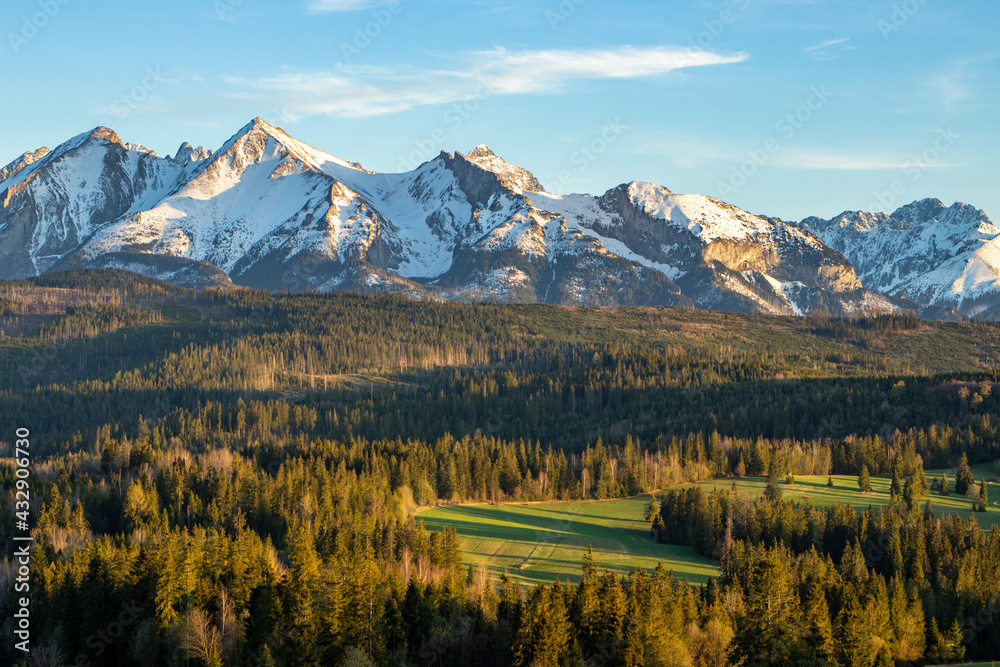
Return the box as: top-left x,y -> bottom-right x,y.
1,269 -> 999,666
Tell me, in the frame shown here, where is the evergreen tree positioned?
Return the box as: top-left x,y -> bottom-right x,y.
858,465 -> 873,494
765,476 -> 783,502
914,465 -> 929,498
283,524 -> 322,666
979,478 -> 988,512
836,592 -> 877,667
941,619 -> 966,663
644,496 -> 659,523
926,617 -> 942,661
890,466 -> 902,497
955,453 -> 974,495
764,452 -> 784,501
800,583 -> 835,665
513,585 -> 575,667
728,553 -> 803,666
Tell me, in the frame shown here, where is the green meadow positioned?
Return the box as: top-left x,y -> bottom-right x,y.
420,462 -> 999,589
694,464 -> 1000,530
419,495 -> 719,587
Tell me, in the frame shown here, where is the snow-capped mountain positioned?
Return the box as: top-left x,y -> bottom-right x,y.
799,200 -> 1000,316
1,118 -> 900,314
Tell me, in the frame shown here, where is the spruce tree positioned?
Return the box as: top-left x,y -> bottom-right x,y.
941,619 -> 966,663
801,583 -> 835,663
955,453 -> 974,495
644,496 -> 659,522
927,616 -> 942,660
513,585 -> 573,667
858,465 -> 873,494
915,465 -> 929,498
765,455 -> 783,501
836,592 -> 877,667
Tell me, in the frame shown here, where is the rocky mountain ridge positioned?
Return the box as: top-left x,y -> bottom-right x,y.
1,119 -> 990,317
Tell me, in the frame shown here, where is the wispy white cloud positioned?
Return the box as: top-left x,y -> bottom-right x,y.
804,36 -> 855,60
307,0 -> 382,13
773,149 -> 955,171
223,46 -> 749,119
626,130 -> 736,170
805,37 -> 850,51
924,54 -> 998,112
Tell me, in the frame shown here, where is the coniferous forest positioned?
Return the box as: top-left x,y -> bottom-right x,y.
1,269 -> 999,666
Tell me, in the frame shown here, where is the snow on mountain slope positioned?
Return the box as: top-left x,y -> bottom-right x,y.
799,199 -> 1000,314
0,128 -> 185,278
170,142 -> 213,165
82,120 -> 343,272
0,147 -> 50,184
0,118 -> 909,315
503,183 -> 876,314
71,119 -> 485,290
464,145 -> 545,193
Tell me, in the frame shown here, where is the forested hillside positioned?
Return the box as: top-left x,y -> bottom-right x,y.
1,269 -> 999,666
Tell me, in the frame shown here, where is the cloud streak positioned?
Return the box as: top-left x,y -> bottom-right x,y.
307,0 -> 383,13
804,36 -> 855,61
223,46 -> 748,119
773,149 -> 955,171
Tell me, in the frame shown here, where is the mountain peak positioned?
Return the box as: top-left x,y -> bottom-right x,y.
0,147 -> 49,184
889,198 -> 991,228
467,144 -> 495,159
88,126 -> 124,146
233,116 -> 276,138
461,145 -> 545,193
891,198 -> 944,219
172,142 -> 212,165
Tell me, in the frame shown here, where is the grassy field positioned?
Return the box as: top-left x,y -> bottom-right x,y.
693,464 -> 1000,530
420,462 -> 999,588
419,495 -> 719,587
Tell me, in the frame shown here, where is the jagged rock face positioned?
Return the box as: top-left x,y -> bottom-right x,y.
0,117 -> 908,315
799,199 -> 1000,315
464,145 -> 545,193
171,142 -> 212,165
588,182 -> 870,314
0,128 -> 183,278
0,147 -> 50,183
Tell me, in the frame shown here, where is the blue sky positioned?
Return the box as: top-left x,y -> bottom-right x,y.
1,0 -> 997,220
